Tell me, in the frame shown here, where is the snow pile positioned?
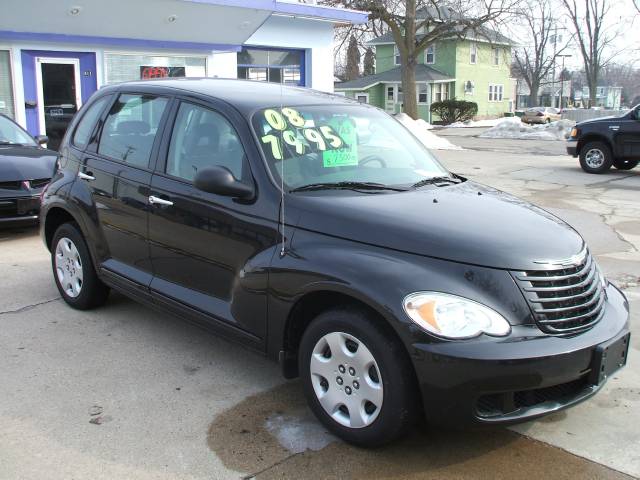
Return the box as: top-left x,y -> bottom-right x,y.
478,117 -> 575,141
395,113 -> 463,150
445,118 -> 503,128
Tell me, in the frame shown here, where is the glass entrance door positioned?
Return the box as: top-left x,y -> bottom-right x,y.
35,58 -> 81,150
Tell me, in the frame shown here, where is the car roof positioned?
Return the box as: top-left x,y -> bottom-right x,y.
102,78 -> 360,116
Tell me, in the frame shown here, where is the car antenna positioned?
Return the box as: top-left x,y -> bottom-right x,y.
279,79 -> 286,257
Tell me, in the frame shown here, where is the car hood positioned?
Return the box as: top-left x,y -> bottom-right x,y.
577,115 -> 625,126
0,146 -> 57,181
290,181 -> 585,271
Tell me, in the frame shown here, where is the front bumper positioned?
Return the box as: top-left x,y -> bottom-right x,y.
566,141 -> 578,156
411,283 -> 630,428
0,194 -> 41,225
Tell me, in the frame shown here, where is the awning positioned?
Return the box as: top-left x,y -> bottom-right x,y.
0,0 -> 367,51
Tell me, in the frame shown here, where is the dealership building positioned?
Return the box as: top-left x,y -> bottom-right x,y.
0,0 -> 366,147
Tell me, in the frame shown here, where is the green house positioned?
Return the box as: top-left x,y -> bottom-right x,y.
336,24 -> 514,122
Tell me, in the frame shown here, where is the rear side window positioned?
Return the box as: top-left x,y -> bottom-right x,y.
72,96 -> 111,149
97,94 -> 168,168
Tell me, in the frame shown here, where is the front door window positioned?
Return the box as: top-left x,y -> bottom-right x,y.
166,102 -> 248,182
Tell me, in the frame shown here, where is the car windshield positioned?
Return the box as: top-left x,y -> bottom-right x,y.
0,116 -> 37,146
251,104 -> 449,191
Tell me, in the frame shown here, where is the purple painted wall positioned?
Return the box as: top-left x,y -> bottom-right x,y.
21,50 -> 97,135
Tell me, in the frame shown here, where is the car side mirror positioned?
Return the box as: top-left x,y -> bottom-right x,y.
194,166 -> 254,199
34,135 -> 48,146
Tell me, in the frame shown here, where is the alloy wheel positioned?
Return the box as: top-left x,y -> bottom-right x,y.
585,148 -> 605,169
309,331 -> 383,428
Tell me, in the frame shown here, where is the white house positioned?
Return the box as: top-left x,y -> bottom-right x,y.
0,0 -> 366,146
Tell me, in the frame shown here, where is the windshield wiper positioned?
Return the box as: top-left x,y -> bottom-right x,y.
0,141 -> 21,146
411,175 -> 463,189
290,181 -> 408,193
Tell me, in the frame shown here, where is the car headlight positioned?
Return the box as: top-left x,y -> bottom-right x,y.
403,292 -> 511,339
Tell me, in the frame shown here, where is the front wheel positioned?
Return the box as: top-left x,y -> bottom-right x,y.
299,307 -> 418,447
613,159 -> 639,170
51,222 -> 109,309
579,141 -> 613,174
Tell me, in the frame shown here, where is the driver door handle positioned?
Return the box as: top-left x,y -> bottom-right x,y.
78,171 -> 95,181
148,195 -> 174,206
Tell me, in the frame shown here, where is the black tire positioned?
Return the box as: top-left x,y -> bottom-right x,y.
613,159 -> 639,170
51,222 -> 109,309
299,306 -> 418,447
579,141 -> 613,174
545,117 -> 551,124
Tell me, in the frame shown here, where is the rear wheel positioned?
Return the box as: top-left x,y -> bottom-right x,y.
299,307 -> 418,447
51,222 -> 109,309
579,141 -> 613,174
613,159 -> 639,170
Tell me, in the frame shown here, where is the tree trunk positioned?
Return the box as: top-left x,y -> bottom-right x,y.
529,81 -> 540,107
402,56 -> 418,119
588,76 -> 597,108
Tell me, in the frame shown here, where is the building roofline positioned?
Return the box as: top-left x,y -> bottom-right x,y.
273,1 -> 369,23
0,29 -> 241,51
367,37 -> 512,47
187,0 -> 368,24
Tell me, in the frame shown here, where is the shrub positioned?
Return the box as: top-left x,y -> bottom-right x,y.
430,99 -> 478,124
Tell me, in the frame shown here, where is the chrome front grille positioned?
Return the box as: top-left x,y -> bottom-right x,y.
512,250 -> 606,335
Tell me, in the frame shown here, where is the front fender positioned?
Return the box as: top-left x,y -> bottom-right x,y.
266,228 -> 533,361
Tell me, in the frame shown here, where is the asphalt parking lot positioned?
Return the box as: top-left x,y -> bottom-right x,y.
1,128 -> 639,480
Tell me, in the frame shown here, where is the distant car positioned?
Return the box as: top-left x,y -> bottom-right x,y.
567,104 -> 640,174
522,107 -> 562,124
0,114 -> 57,225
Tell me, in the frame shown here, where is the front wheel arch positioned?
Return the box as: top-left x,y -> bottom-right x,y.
281,288 -> 412,381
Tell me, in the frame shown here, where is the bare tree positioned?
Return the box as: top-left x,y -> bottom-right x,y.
512,0 -> 571,106
345,35 -> 362,80
325,0 -> 518,119
561,0 -> 626,107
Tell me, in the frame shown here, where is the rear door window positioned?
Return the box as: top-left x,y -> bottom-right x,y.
72,95 -> 111,150
97,94 -> 168,168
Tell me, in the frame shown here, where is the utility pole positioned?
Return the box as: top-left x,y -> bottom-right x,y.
557,54 -> 572,108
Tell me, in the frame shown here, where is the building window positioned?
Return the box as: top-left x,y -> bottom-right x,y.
394,45 -> 401,65
425,44 -> 435,64
488,84 -> 504,101
433,83 -> 449,102
470,42 -> 477,64
104,53 -> 206,84
0,50 -> 15,118
418,84 -> 428,104
387,86 -> 394,101
356,93 -> 369,104
397,85 -> 404,103
237,47 -> 303,86
492,47 -> 500,66
464,80 -> 474,95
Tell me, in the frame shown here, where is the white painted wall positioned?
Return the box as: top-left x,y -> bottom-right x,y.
208,51 -> 237,79
245,16 -> 336,92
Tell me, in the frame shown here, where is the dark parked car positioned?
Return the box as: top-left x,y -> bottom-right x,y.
567,104 -> 640,173
41,79 -> 630,447
0,114 -> 57,225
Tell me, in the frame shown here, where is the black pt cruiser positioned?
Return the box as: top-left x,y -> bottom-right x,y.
40,79 -> 630,447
